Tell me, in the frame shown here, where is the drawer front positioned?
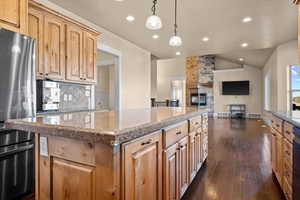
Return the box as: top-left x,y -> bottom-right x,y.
271,115 -> 283,133
163,121 -> 188,148
189,116 -> 202,133
283,138 -> 293,166
283,159 -> 293,186
283,122 -> 294,143
283,177 -> 293,200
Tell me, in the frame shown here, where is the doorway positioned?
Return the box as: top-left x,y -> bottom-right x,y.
94,45 -> 121,110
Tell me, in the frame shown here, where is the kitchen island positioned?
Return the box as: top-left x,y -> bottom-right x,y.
269,111 -> 300,200
5,107 -> 208,200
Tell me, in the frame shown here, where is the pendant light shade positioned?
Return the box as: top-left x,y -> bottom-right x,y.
145,15 -> 162,30
169,0 -> 182,47
169,35 -> 182,47
146,0 -> 162,30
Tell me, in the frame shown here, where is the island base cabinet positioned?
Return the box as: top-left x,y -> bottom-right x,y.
163,143 -> 180,200
163,136 -> 189,200
271,128 -> 283,186
122,131 -> 162,200
52,158 -> 96,200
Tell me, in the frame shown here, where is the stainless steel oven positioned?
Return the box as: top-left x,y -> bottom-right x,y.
0,128 -> 35,200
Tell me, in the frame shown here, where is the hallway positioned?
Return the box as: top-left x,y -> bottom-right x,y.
183,118 -> 285,200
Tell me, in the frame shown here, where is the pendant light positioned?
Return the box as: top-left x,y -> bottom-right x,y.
169,0 -> 182,47
145,0 -> 162,30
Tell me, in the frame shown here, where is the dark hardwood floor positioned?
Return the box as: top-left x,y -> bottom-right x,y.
183,118 -> 285,200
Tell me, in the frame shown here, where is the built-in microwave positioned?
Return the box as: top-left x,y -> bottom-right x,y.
37,80 -> 60,113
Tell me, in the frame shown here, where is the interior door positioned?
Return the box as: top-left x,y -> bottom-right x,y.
28,7 -> 44,78
44,14 -> 65,80
66,24 -> 83,82
122,132 -> 162,200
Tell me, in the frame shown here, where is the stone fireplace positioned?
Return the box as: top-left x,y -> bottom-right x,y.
186,56 -> 215,111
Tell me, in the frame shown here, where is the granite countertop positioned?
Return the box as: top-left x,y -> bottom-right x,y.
5,107 -> 207,146
270,111 -> 300,128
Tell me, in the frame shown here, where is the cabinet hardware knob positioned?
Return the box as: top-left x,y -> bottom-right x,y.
39,73 -> 43,75
286,131 -> 291,135
176,131 -> 182,135
45,73 -> 49,76
141,139 -> 152,146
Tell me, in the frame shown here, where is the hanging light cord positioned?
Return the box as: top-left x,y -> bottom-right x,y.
174,0 -> 178,35
152,0 -> 158,15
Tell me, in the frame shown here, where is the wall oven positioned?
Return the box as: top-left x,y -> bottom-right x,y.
0,128 -> 35,200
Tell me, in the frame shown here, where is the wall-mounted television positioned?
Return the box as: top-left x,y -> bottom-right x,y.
222,81 -> 250,95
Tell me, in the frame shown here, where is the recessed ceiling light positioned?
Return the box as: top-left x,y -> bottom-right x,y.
176,51 -> 181,56
152,34 -> 159,39
202,37 -> 209,42
239,58 -> 244,62
126,15 -> 135,22
242,17 -> 252,23
241,43 -> 248,47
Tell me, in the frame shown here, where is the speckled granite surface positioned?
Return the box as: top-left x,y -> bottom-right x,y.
270,111 -> 300,128
5,107 -> 207,146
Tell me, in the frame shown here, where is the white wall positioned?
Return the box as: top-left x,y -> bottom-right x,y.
263,40 -> 298,111
35,0 -> 151,110
156,58 -> 186,103
213,66 -> 263,114
151,56 -> 158,98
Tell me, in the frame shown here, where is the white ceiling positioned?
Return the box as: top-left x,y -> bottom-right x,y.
49,0 -> 297,59
216,48 -> 275,68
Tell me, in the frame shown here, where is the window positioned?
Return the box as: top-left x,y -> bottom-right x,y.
289,65 -> 300,111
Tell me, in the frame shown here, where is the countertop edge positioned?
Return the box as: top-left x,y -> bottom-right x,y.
5,109 -> 207,146
270,111 -> 300,128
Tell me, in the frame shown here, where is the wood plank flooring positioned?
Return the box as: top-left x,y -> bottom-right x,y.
182,118 -> 285,200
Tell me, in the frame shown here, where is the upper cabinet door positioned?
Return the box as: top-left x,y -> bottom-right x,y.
83,31 -> 97,83
28,7 -> 44,78
0,0 -> 27,33
66,24 -> 83,82
44,14 -> 65,80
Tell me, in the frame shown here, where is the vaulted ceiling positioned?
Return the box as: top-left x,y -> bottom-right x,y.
49,0 -> 297,59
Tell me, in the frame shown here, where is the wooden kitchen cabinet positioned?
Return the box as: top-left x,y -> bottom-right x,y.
0,0 -> 28,33
28,7 -> 44,78
83,31 -> 97,83
163,143 -> 180,200
178,136 -> 189,198
122,131 -> 162,200
271,127 -> 283,186
44,14 -> 66,80
66,23 -> 84,82
28,1 -> 100,84
52,158 -> 96,200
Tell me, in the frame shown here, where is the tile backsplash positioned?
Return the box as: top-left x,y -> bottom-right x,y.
58,82 -> 93,112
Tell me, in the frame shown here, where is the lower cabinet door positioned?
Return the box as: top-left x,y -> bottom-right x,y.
178,136 -> 189,198
195,133 -> 202,171
52,157 -> 96,200
189,132 -> 198,182
271,131 -> 277,174
122,132 -> 162,200
163,143 -> 180,200
276,133 -> 283,186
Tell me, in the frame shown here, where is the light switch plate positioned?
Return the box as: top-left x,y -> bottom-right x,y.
40,137 -> 48,157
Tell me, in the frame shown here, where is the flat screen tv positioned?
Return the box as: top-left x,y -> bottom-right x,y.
222,81 -> 250,95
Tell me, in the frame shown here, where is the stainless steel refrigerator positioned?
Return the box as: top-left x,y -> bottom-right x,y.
0,28 -> 36,200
